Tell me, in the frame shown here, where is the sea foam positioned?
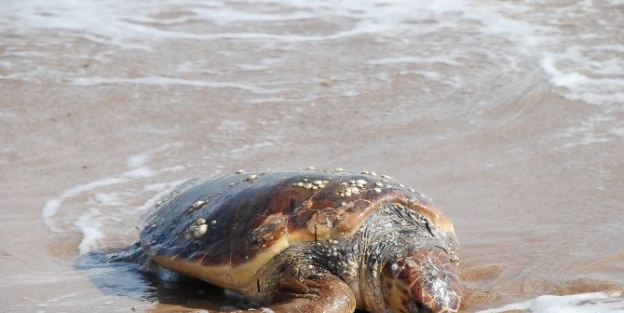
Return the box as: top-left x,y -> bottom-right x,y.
4,0 -> 623,111
42,145 -> 184,254
478,292 -> 624,313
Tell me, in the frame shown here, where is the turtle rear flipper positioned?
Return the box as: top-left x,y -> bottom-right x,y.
105,242 -> 184,282
104,242 -> 149,265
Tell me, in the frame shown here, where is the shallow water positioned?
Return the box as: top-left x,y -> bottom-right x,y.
1,0 -> 624,312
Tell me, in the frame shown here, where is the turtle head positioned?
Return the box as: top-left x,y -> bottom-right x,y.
381,247 -> 462,313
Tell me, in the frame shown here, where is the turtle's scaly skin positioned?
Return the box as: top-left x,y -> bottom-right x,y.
127,170 -> 461,313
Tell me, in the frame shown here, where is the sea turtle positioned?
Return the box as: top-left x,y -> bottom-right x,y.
110,170 -> 462,313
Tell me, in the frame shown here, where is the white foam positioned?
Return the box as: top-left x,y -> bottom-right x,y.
609,128 -> 624,137
555,109 -> 624,148
70,77 -> 283,94
230,140 -> 275,155
541,54 -> 590,88
36,292 -> 80,306
477,292 -> 624,313
42,177 -> 128,232
91,193 -> 124,206
136,180 -> 187,213
5,0 -> 623,147
41,145 -> 185,254
246,97 -> 287,105
122,167 -> 155,179
74,208 -> 105,255
217,120 -> 248,132
72,177 -> 184,254
367,56 -> 463,67
126,153 -> 148,169
540,45 -> 624,107
0,0 -> 537,42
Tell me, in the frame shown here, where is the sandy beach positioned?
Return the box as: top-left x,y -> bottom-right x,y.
2,1 -> 624,312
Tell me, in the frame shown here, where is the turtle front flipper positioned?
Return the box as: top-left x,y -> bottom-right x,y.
205,274 -> 356,313
268,274 -> 356,313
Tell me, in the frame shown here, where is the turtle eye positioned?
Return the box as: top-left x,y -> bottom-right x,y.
424,220 -> 435,237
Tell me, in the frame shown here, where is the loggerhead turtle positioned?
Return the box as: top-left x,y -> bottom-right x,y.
109,170 -> 462,313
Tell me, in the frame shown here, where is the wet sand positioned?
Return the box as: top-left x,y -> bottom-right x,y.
2,1 -> 624,312
2,78 -> 623,312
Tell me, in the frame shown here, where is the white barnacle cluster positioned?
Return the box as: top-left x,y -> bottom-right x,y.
337,179 -> 368,198
189,198 -> 210,211
291,178 -> 329,190
245,174 -> 258,182
361,171 -> 399,193
301,166 -> 344,173
404,197 -> 417,207
191,200 -> 205,209
187,218 -> 208,239
373,181 -> 386,193
379,175 -> 397,189
227,171 -> 270,186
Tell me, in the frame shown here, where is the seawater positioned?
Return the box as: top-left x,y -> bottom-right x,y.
2,0 -> 623,312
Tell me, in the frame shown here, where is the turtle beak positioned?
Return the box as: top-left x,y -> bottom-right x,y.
384,247 -> 462,313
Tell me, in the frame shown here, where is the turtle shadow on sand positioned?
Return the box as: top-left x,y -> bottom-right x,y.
77,250 -> 243,311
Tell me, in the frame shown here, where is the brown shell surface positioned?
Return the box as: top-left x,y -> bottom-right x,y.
139,170 -> 454,290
